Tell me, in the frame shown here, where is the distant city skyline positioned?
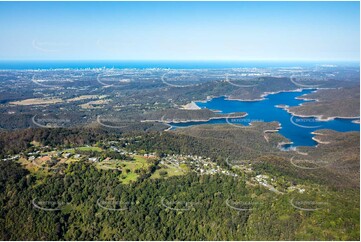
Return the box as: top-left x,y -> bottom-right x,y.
0,1 -> 359,61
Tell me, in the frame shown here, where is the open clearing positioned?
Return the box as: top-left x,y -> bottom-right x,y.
96,155 -> 152,184
151,163 -> 188,179
9,98 -> 63,105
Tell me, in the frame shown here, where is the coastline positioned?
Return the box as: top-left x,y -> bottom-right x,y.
277,141 -> 294,150
184,87 -> 359,123
164,113 -> 248,124
263,125 -> 282,143
293,87 -> 338,102
181,101 -> 201,110
141,113 -> 248,124
201,88 -> 318,102
172,86 -> 359,126
160,87 -> 360,144
311,132 -> 331,145
281,105 -> 360,121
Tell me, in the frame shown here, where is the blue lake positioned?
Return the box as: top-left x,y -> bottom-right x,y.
169,89 -> 360,148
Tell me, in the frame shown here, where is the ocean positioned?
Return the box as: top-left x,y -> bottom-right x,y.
0,60 -> 358,70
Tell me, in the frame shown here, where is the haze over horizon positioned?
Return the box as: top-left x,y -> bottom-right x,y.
0,1 -> 359,61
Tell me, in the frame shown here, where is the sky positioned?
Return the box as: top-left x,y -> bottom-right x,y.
0,1 -> 359,61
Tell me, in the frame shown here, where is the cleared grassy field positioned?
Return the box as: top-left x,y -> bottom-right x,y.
120,172 -> 138,184
151,163 -> 188,179
76,146 -> 103,152
9,98 -> 63,106
97,155 -> 152,184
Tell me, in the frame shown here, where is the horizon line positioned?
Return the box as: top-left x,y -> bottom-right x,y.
0,59 -> 359,62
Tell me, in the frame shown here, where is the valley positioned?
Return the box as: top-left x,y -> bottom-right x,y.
0,63 -> 359,240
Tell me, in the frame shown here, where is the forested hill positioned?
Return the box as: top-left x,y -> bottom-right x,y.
0,127 -> 359,240
0,160 -> 359,240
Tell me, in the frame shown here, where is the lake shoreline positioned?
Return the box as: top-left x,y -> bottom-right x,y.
184,88 -> 360,147
141,113 -> 248,124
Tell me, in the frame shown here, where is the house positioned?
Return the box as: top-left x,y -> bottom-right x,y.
63,153 -> 72,158
89,157 -> 99,162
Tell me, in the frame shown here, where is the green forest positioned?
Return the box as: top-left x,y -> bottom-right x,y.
0,160 -> 359,240
0,127 -> 359,240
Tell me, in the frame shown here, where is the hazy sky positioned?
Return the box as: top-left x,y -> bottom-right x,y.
0,1 -> 359,61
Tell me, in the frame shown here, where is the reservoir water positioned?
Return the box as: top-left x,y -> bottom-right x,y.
169,89 -> 360,148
